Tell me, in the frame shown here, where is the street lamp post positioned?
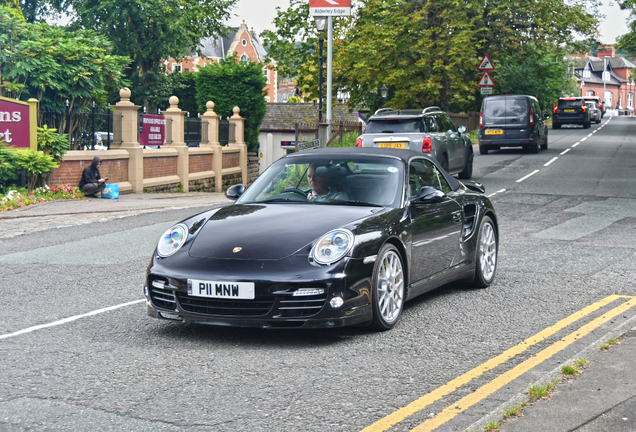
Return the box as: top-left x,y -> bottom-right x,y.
314,17 -> 327,123
327,16 -> 333,136
380,85 -> 389,99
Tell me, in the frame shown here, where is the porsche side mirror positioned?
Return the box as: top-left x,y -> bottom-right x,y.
225,184 -> 246,200
461,180 -> 485,194
457,125 -> 467,134
410,186 -> 446,204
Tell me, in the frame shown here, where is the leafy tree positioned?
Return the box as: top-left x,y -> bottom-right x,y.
62,0 -> 238,110
195,56 -> 267,152
617,0 -> 636,58
286,95 -> 302,103
265,0 -> 599,113
0,141 -> 18,192
0,6 -> 129,145
163,71 -> 199,117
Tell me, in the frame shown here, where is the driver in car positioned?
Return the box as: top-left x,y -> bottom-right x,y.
307,164 -> 348,202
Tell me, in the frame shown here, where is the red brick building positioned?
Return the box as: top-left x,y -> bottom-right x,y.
164,21 -> 277,102
574,45 -> 636,112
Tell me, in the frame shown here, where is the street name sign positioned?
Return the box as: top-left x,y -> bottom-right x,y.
309,0 -> 351,16
478,71 -> 495,87
478,54 -> 495,70
297,139 -> 320,151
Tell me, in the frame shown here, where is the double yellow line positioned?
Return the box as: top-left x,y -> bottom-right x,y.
361,295 -> 636,432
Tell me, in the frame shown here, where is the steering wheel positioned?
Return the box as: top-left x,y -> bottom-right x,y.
281,188 -> 309,198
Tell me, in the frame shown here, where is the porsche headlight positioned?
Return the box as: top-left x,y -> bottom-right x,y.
157,224 -> 188,257
311,229 -> 354,265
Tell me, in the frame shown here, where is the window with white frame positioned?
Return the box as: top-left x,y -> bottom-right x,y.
586,90 -> 595,96
240,54 -> 248,63
583,68 -> 591,78
263,67 -> 269,84
619,92 -> 623,109
602,71 -> 611,81
629,93 -> 634,109
605,91 -> 613,107
173,64 -> 181,73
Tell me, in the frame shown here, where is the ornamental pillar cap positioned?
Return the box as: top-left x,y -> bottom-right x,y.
169,96 -> 179,108
206,101 -> 215,111
120,88 -> 131,101
232,106 -> 242,118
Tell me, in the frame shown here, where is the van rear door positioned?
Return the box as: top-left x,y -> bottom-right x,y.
483,96 -> 530,142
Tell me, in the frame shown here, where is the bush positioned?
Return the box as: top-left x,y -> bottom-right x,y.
10,150 -> 59,191
37,125 -> 69,162
195,55 -> 267,152
0,142 -> 18,193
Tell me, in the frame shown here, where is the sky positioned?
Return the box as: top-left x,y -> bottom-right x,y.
228,0 -> 632,45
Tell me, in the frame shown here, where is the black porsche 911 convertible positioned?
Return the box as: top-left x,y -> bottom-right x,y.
145,148 -> 498,330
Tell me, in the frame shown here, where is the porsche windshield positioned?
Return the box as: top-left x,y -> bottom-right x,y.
238,156 -> 404,207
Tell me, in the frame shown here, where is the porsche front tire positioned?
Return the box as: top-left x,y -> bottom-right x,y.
371,244 -> 405,331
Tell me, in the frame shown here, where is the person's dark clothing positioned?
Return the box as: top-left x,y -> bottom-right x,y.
82,182 -> 106,197
80,157 -> 105,196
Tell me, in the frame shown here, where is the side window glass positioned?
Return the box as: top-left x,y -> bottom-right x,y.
424,116 -> 439,132
444,114 -> 457,132
408,160 -> 436,196
431,164 -> 452,193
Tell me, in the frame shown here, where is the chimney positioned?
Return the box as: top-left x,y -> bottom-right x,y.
597,44 -> 615,58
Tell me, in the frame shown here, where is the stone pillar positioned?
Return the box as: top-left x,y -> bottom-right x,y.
113,88 -> 143,193
200,101 -> 223,192
229,106 -> 247,185
162,96 -> 189,193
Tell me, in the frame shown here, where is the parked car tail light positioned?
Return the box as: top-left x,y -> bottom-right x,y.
422,136 -> 433,153
355,137 -> 363,147
581,101 -> 586,113
553,106 -> 558,114
479,110 -> 483,128
529,108 -> 534,127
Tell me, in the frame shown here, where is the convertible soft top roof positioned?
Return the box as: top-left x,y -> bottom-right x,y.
284,147 -> 461,190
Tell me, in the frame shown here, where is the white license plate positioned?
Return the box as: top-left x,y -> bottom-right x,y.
188,279 -> 255,299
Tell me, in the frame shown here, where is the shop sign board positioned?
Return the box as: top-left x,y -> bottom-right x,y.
139,114 -> 166,146
0,96 -> 38,150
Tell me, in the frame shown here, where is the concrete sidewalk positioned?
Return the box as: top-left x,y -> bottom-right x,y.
499,325 -> 636,432
0,192 -> 232,239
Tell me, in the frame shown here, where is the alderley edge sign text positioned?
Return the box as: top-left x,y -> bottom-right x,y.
0,97 -> 38,150
309,0 -> 351,16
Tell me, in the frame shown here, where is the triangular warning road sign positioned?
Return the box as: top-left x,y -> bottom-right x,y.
478,71 -> 495,87
478,54 -> 495,70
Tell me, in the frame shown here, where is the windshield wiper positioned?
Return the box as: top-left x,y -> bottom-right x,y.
380,130 -> 394,133
258,198 -> 306,203
315,200 -> 381,207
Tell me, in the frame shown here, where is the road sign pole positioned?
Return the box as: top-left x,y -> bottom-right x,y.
327,16 -> 333,139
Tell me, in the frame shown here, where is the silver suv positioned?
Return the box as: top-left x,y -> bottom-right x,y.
356,107 -> 474,179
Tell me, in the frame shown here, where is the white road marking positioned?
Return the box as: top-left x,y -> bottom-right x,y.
544,157 -> 558,166
580,137 -> 587,142
516,170 -> 540,183
587,133 -> 593,137
487,188 -> 506,198
561,148 -> 571,155
0,299 -> 145,341
592,130 -> 598,133
572,142 -> 580,148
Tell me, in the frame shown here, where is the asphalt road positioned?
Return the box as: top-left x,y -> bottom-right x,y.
1,117 -> 635,432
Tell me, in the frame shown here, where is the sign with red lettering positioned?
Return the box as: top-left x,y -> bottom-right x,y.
0,97 -> 37,150
309,0 -> 351,16
139,114 -> 166,146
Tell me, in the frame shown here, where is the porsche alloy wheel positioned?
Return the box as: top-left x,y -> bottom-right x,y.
371,245 -> 405,330
472,216 -> 497,288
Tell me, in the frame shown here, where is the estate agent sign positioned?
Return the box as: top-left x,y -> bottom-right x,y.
309,0 -> 351,16
0,96 -> 38,150
139,114 -> 166,146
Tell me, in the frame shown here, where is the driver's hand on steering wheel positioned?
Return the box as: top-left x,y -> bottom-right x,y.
307,192 -> 316,201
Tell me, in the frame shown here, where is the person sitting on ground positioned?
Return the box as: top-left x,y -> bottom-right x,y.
79,156 -> 110,198
306,164 -> 348,202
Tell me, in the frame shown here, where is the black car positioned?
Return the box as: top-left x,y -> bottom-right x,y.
552,97 -> 592,129
145,148 -> 498,330
479,95 -> 549,154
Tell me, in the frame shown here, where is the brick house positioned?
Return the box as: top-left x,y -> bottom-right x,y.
164,21 -> 277,102
574,45 -> 636,112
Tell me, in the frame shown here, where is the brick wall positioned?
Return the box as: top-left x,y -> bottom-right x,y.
189,154 -> 213,173
48,158 -> 128,187
144,156 -> 178,179
222,152 -> 240,169
189,178 -> 215,192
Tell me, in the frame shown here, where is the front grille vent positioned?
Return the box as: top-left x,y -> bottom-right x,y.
176,293 -> 275,316
150,287 -> 177,311
279,293 -> 328,317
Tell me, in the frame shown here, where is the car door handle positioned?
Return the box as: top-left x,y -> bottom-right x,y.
452,211 -> 462,223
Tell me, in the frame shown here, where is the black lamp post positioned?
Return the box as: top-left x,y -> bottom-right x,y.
314,17 -> 327,123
